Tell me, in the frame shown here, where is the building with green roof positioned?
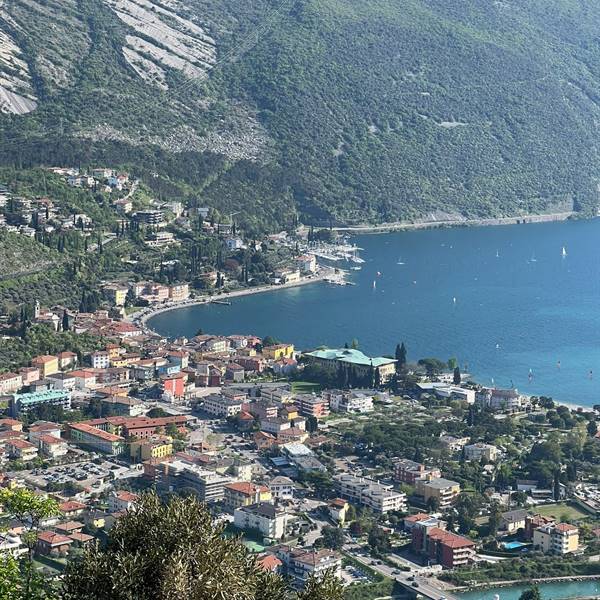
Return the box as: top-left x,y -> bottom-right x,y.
304,348 -> 396,385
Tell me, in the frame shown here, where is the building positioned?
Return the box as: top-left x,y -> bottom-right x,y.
155,459 -> 231,503
202,394 -> 243,418
413,525 -> 475,568
415,476 -> 461,509
333,474 -> 407,514
67,422 -> 125,455
295,394 -> 329,419
6,439 -> 38,461
0,418 -> 23,432
90,351 -> 111,369
394,459 -> 441,485
130,436 -> 173,462
328,498 -> 349,525
262,344 -> 295,361
0,373 -> 23,395
464,442 -> 500,462
269,476 -> 294,501
296,254 -> 317,274
415,382 -> 476,404
533,523 -> 579,555
36,531 -> 72,556
102,284 -> 129,307
108,491 -> 139,513
304,348 -> 396,384
36,434 -> 68,458
10,390 -> 71,417
476,387 -> 526,412
277,548 -> 341,588
326,390 -> 373,413
234,503 -> 289,539
501,509 -> 528,533
31,355 -> 59,378
224,482 -> 272,510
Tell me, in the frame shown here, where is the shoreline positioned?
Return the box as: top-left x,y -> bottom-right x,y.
450,573 -> 600,593
332,211 -> 578,234
133,267 -> 336,330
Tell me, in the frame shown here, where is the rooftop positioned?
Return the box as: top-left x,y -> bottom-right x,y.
305,348 -> 395,368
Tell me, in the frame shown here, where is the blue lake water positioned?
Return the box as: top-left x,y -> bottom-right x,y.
458,579 -> 600,599
149,218 -> 600,407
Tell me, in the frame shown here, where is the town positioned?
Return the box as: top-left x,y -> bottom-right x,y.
2,167 -> 600,599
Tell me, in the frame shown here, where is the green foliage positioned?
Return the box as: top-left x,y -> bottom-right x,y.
0,324 -> 104,372
321,526 -> 345,551
519,586 -> 542,600
62,492 -> 343,599
3,1 -> 600,229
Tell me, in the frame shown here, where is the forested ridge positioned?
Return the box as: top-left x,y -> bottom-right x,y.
2,0 -> 600,227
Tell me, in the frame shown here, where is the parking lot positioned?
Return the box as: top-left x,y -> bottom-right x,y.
23,459 -> 141,491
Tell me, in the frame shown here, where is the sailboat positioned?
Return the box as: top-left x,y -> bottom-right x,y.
397,257 -> 405,265
495,249 -> 500,258
372,280 -> 376,290
562,246 -> 567,258
530,253 -> 537,263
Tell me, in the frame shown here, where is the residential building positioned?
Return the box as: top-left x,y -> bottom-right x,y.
269,476 -> 294,501
6,439 -> 38,461
57,351 -> 77,370
296,254 -> 317,273
36,434 -> 68,458
464,442 -> 500,462
36,531 -> 72,556
328,498 -> 349,525
413,525 -> 475,568
202,394 -> 243,418
19,367 -> 40,386
333,474 -> 407,514
31,355 -> 59,378
295,394 -> 330,419
501,509 -> 528,533
108,491 -> 139,513
533,523 -> 579,555
0,373 -> 23,395
0,418 -> 23,432
130,436 -> 173,462
90,351 -> 111,369
326,390 -> 374,413
277,548 -> 341,588
394,459 -> 441,485
155,459 -> 232,503
476,387 -> 526,411
415,476 -> 461,509
234,503 -> 289,539
224,482 -> 272,510
102,284 -> 129,307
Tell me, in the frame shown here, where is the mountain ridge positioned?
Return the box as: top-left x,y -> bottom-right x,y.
1,0 -> 600,231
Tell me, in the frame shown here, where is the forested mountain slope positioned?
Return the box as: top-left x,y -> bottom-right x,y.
1,0 -> 600,229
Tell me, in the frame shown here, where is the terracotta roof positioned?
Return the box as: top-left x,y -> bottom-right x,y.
555,523 -> 578,533
257,554 -> 282,571
405,513 -> 430,523
38,531 -> 72,546
59,501 -> 86,513
427,527 -> 475,549
55,521 -> 84,532
225,482 -> 268,496
115,491 -> 138,503
69,532 -> 94,543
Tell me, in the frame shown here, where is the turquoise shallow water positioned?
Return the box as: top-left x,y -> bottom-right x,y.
149,218 -> 600,407
458,579 -> 600,599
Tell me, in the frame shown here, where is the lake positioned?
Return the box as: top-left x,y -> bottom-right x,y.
148,218 -> 600,407
458,579 -> 600,599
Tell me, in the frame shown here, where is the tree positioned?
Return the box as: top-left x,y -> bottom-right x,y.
453,366 -> 461,385
321,526 -> 345,550
62,309 -> 69,332
368,525 -> 391,554
62,493 -> 342,599
519,585 -> 542,600
395,342 -> 407,372
0,488 -> 59,599
262,336 -> 280,347
350,338 -> 359,350
147,407 -> 168,418
587,420 -> 598,437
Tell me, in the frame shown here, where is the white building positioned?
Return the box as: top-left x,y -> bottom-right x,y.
90,351 -> 110,369
269,476 -> 294,501
333,474 -> 407,514
327,390 -> 374,413
234,503 -> 290,539
464,442 -> 500,462
202,394 -> 243,418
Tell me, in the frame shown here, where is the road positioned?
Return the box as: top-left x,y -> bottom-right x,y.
350,554 -> 457,600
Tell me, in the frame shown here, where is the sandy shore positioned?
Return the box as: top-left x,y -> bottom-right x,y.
333,211 -> 577,234
134,267 -> 336,329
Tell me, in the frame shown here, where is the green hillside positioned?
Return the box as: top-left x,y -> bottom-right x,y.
1,0 -> 600,228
